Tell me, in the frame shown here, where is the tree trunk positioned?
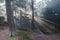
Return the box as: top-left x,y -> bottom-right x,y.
31,0 -> 35,29
5,0 -> 16,36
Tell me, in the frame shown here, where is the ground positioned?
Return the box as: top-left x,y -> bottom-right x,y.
0,25 -> 60,40
0,26 -> 9,40
30,29 -> 60,40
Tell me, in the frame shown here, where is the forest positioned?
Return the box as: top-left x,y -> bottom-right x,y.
0,0 -> 60,40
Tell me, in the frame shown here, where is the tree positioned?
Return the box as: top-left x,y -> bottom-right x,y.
5,0 -> 15,36
31,0 -> 35,29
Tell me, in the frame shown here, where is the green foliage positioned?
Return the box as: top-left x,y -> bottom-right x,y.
14,0 -> 27,8
18,27 -> 28,31
0,16 -> 4,21
6,34 -> 15,40
0,16 -> 4,23
17,31 -> 32,40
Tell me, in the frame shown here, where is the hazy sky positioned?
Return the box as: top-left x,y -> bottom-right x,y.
0,0 -> 5,5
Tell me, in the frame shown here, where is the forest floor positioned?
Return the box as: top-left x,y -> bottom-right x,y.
0,25 -> 60,40
29,29 -> 60,40
0,25 -> 9,40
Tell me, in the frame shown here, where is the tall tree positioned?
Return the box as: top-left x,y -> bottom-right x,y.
5,0 -> 15,36
31,0 -> 34,29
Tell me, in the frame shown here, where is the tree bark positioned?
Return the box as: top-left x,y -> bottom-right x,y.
5,0 -> 16,36
31,0 -> 34,29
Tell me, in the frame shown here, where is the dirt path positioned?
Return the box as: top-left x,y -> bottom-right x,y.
0,26 -> 9,40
